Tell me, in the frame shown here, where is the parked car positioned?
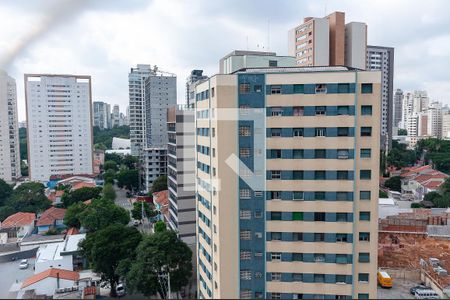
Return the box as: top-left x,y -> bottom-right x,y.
19,259 -> 28,269
414,289 -> 439,299
410,285 -> 428,295
132,219 -> 140,226
116,283 -> 126,297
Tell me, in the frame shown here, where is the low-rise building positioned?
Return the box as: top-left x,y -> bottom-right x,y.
36,207 -> 67,234
93,149 -> 105,175
400,165 -> 449,201
153,190 -> 169,221
0,212 -> 35,241
141,148 -> 167,193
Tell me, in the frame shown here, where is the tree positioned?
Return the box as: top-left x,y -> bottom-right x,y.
93,125 -> 130,149
20,161 -> 28,177
423,191 -> 450,208
64,202 -> 87,228
19,127 -> 27,160
131,201 -> 152,220
0,206 -> 15,222
440,177 -> 450,195
103,183 -> 116,202
94,143 -> 107,151
103,169 -> 116,185
105,153 -> 124,166
79,198 -> 130,232
81,224 -> 142,297
0,179 -> 13,206
411,203 -> 423,208
398,128 -> 408,136
151,175 -> 167,194
125,230 -> 192,298
384,176 -> 402,192
379,190 -> 388,198
416,138 -> 450,174
62,187 -> 102,208
116,169 -> 139,191
154,220 -> 166,233
6,182 -> 51,213
104,160 -> 118,172
123,155 -> 138,169
387,141 -> 417,169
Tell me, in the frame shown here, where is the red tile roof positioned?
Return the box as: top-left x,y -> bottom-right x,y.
1,212 -> 35,228
401,165 -> 434,177
36,207 -> 67,226
153,190 -> 168,207
47,190 -> 65,203
66,227 -> 80,235
72,182 -> 96,190
22,268 -> 79,288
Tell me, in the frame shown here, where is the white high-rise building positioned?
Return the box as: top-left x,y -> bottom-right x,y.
401,92 -> 414,129
0,71 -> 20,182
93,101 -> 110,130
442,113 -> 450,139
25,74 -> 93,182
426,102 -> 442,138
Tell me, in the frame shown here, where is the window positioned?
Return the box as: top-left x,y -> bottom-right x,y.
293,128 -> 304,137
338,83 -> 350,93
254,85 -> 262,93
271,232 -> 282,240
271,252 -> 282,261
337,171 -> 349,180
241,270 -> 252,280
293,171 -> 304,180
255,210 -> 263,218
314,274 -> 325,282
315,171 -> 326,180
337,105 -> 350,115
315,149 -> 326,158
336,213 -> 348,222
336,234 -> 348,242
271,107 -> 283,116
255,292 -> 263,299
255,232 -> 263,238
315,84 -> 327,94
293,232 -> 303,241
240,290 -> 252,299
269,60 -> 278,67
361,105 -> 372,115
360,170 -> 371,180
360,191 -> 371,200
239,126 -> 251,136
240,147 -> 251,158
315,106 -> 326,115
211,87 -> 215,97
292,273 -> 303,281
361,83 -> 373,94
239,83 -> 250,94
358,294 -> 369,300
271,212 -> 282,220
240,230 -> 251,240
359,253 -> 370,263
271,293 -> 281,300
240,250 -> 252,260
240,189 -> 251,199
337,149 -> 349,159
254,191 -> 263,197
359,232 -> 370,241
293,149 -> 304,159
293,191 -> 304,200
269,191 -> 281,200
315,128 -> 326,137
292,212 -> 303,221
293,84 -> 304,93
315,192 -> 325,200
336,192 -> 348,201
314,233 -> 325,242
271,85 -> 281,94
271,272 -> 282,281
271,128 -> 282,137
336,275 -> 347,283
314,212 -> 325,221
292,253 -> 303,261
361,127 -> 372,136
240,210 -> 251,219
360,212 -> 371,221
271,171 -> 281,180
338,127 -> 349,136
271,149 -> 281,158
360,149 -> 371,158
212,128 -> 215,137
293,106 -> 304,116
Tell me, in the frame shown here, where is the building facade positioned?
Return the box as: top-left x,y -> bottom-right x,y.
111,104 -> 120,128
426,102 -> 442,138
167,105 -> 196,244
366,46 -> 394,149
288,12 -> 367,69
393,89 -> 404,128
186,70 -> 208,106
25,74 -> 93,182
195,66 -> 381,299
219,51 -> 296,74
92,101 -> 110,130
141,147 -> 167,192
0,71 -> 21,183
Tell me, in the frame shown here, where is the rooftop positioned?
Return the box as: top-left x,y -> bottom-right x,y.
36,234 -> 85,263
221,50 -> 277,60
234,65 -> 361,74
1,212 -> 35,228
36,207 -> 66,226
22,268 -> 79,288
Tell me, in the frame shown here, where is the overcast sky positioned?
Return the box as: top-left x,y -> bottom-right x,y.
1,0 -> 450,121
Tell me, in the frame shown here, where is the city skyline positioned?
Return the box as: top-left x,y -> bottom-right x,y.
0,0 -> 450,121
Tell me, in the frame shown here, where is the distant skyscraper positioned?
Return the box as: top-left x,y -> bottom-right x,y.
427,102 -> 443,138
288,11 -> 367,69
125,105 -> 130,126
129,64 -> 153,156
0,70 -> 20,182
186,70 -> 208,106
93,101 -> 110,130
111,104 -> 120,128
393,89 -> 404,128
366,45 -> 394,149
25,74 -> 93,182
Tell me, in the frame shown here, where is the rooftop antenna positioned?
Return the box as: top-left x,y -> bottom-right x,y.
324,3 -> 328,15
246,36 -> 249,50
267,20 -> 270,51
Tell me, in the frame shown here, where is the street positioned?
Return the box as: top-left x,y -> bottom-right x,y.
0,259 -> 35,298
114,185 -> 133,211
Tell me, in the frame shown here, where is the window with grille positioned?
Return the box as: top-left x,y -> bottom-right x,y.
239,83 -> 250,94
315,128 -> 326,137
337,149 -> 349,159
240,210 -> 251,219
240,290 -> 252,299
271,272 -> 282,281
240,250 -> 252,260
336,234 -> 348,242
293,106 -> 304,116
271,293 -> 281,300
239,126 -> 251,136
271,107 -> 283,116
241,270 -> 252,280
240,147 -> 251,158
315,106 -> 326,115
271,171 -> 281,179
271,128 -> 282,137
293,128 -> 304,137
271,85 -> 281,94
240,230 -> 251,240
314,253 -> 325,262
271,252 -> 282,261
240,189 -> 251,199
315,84 -> 327,94
359,232 -> 370,241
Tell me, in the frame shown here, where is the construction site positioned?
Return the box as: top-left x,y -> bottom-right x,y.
379,210 -> 450,295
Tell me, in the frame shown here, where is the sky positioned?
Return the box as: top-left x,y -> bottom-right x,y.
1,0 -> 450,121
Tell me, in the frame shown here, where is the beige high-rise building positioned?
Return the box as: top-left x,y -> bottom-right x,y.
195,65 -> 381,299
288,12 -> 367,69
0,70 -> 21,182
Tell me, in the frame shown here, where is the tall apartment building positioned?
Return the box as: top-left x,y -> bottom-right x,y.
25,74 -> 93,182
129,64 -> 153,156
93,101 -> 111,130
393,89 -> 404,128
195,66 -> 381,299
111,104 -> 120,128
186,70 -> 208,106
219,50 -> 296,74
141,147 -> 167,191
288,11 -> 367,69
366,46 -> 394,149
0,70 -> 21,182
167,105 -> 196,244
442,113 -> 450,139
426,102 -> 443,138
